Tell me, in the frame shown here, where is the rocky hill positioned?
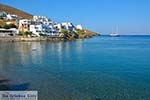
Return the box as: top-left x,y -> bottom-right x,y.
0,4 -> 33,19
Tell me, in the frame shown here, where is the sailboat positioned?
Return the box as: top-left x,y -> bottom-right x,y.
110,26 -> 120,37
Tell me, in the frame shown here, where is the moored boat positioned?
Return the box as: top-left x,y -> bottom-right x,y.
110,33 -> 120,37
110,26 -> 120,37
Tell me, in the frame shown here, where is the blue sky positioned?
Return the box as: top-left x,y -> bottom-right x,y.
1,0 -> 150,34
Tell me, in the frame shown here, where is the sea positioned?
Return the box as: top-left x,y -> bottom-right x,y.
0,35 -> 150,100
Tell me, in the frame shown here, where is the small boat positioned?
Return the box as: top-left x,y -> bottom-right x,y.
110,26 -> 120,37
110,33 -> 120,37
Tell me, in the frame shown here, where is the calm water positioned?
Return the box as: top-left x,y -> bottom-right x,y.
0,36 -> 150,100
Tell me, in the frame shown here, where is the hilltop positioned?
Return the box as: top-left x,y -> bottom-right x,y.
0,4 -> 33,19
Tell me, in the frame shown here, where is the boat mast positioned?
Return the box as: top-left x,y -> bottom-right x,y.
116,26 -> 119,34
111,27 -> 114,34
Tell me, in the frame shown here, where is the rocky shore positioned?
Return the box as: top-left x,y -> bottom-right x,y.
0,36 -> 66,42
0,31 -> 99,42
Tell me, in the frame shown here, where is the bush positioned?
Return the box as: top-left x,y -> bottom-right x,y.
61,29 -> 69,35
9,24 -> 17,28
39,33 -> 47,37
3,24 -> 10,29
18,31 -> 33,36
76,29 -> 86,35
2,24 -> 17,29
24,31 -> 32,36
60,29 -> 79,39
18,31 -> 24,36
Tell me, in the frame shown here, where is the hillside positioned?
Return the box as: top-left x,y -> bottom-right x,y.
0,4 -> 33,19
0,4 -> 99,36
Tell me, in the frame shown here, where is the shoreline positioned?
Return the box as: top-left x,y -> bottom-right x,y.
0,36 -> 66,42
0,35 -> 99,42
0,30 -> 100,42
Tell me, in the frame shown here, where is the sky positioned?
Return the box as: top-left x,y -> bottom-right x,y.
1,0 -> 150,35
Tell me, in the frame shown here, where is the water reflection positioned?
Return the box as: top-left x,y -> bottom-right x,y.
0,40 -> 84,74
0,41 -> 84,95
0,37 -> 150,100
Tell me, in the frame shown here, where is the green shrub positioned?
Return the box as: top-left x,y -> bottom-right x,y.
2,24 -> 17,29
39,33 -> 47,37
76,29 -> 86,35
24,31 -> 32,36
3,24 -> 10,29
18,31 -> 24,36
9,24 -> 17,28
18,31 -> 33,36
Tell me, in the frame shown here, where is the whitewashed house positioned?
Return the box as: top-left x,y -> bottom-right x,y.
33,16 -> 51,25
29,22 -> 51,36
0,28 -> 18,36
32,16 -> 59,36
48,24 -> 59,36
6,14 -> 19,20
61,22 -> 76,31
33,16 -> 49,22
54,23 -> 62,33
76,25 -> 83,30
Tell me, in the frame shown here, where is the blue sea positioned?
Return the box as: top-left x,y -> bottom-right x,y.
0,35 -> 150,100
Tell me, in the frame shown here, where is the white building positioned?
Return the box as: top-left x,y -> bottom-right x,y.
76,25 -> 83,30
61,22 -> 76,31
53,22 -> 77,32
6,14 -> 19,20
0,12 -> 19,20
29,19 -> 59,36
33,16 -> 49,22
0,28 -> 18,36
29,22 -> 51,36
48,24 -> 59,36
31,16 -> 59,36
33,16 -> 52,25
54,23 -> 62,32
18,16 -> 83,37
